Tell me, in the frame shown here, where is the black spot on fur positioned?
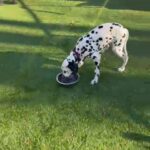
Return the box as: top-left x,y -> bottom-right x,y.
89,53 -> 92,56
90,46 -> 93,49
82,46 -> 86,50
89,43 -> 91,45
79,37 -> 83,41
86,40 -> 89,43
114,41 -> 117,44
96,74 -> 100,77
96,43 -> 99,46
122,34 -> 126,38
89,49 -> 92,52
93,56 -> 96,59
81,50 -> 86,55
112,23 -> 121,27
87,34 -> 90,37
95,61 -> 98,65
118,43 -> 121,46
81,47 -> 87,54
96,31 -> 98,34
99,47 -> 102,50
109,38 -> 112,40
99,37 -> 103,41
110,26 -> 113,29
98,25 -> 103,29
68,61 -> 78,73
91,30 -> 95,34
86,45 -> 88,47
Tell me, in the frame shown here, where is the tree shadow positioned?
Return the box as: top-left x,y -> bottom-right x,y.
17,0 -> 51,39
0,30 -> 79,50
31,9 -> 65,15
69,0 -> 106,7
127,28 -> 150,58
0,51 -> 149,131
96,72 -> 150,129
0,51 -> 60,92
2,0 -> 17,5
107,0 -> 150,11
0,31 -> 44,46
122,132 -> 150,149
69,0 -> 150,11
0,18 -> 89,33
0,18 -> 89,51
0,18 -> 150,58
0,1 -> 149,127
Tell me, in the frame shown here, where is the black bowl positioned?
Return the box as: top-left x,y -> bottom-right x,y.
56,73 -> 80,86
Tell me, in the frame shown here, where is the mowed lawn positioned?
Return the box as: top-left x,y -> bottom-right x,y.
0,0 -> 150,149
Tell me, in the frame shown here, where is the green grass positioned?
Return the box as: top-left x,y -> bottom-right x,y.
0,0 -> 150,149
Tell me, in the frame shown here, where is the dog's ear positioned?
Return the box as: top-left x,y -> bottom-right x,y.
68,60 -> 78,74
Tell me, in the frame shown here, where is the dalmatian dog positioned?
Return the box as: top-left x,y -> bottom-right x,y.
61,23 -> 129,85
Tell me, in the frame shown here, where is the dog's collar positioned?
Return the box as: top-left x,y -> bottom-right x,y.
73,50 -> 81,62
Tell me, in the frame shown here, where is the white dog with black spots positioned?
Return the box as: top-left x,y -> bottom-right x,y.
61,23 -> 129,85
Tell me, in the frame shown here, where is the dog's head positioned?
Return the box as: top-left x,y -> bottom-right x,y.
61,52 -> 78,77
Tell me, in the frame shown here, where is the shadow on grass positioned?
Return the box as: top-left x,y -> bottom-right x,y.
18,0 -> 51,39
107,0 -> 150,11
0,18 -> 150,58
0,19 -> 91,33
2,0 -> 17,5
96,72 -> 150,129
0,51 -> 60,91
0,30 -> 79,50
0,19 -> 89,51
122,132 -> 150,142
0,18 -> 89,33
122,132 -> 150,149
69,0 -> 150,11
69,0 -> 106,7
0,51 -> 149,129
0,50 -> 149,150
0,1 -> 149,131
31,9 -> 65,15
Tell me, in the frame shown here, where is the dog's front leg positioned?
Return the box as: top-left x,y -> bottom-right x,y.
90,53 -> 101,85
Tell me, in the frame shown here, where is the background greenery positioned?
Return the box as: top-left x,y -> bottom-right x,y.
0,0 -> 150,149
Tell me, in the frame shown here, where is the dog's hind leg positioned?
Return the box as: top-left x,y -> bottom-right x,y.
112,46 -> 128,72
122,28 -> 129,70
112,29 -> 129,72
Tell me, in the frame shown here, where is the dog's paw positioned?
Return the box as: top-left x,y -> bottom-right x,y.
118,67 -> 125,72
90,79 -> 98,85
